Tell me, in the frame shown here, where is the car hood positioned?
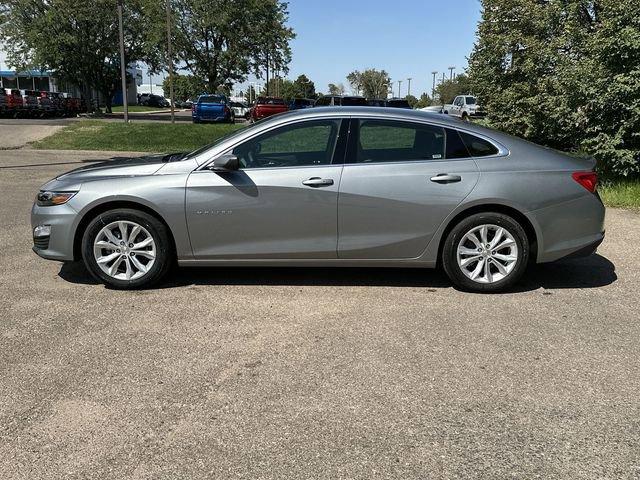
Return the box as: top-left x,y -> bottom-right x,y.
55,153 -> 184,181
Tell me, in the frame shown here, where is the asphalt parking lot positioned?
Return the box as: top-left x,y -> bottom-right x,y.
1,148 -> 639,479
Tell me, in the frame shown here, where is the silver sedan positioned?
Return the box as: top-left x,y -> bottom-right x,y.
31,107 -> 605,292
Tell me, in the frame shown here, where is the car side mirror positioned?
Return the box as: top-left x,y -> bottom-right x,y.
211,153 -> 239,172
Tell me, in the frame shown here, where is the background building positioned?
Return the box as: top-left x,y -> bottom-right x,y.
1,43 -> 139,105
0,47 -> 54,91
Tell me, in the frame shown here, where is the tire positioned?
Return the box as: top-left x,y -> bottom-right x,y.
81,208 -> 173,289
441,212 -> 529,293
461,113 -> 469,122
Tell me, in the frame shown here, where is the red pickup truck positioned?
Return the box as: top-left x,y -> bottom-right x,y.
249,97 -> 288,122
1,89 -> 24,117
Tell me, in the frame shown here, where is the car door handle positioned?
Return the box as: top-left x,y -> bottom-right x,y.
302,177 -> 334,187
430,174 -> 462,183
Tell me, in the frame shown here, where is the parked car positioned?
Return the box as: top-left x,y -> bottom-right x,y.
137,93 -> 151,105
174,99 -> 193,109
230,101 -> 250,119
192,94 -> 234,123
32,107 -> 605,292
314,95 -> 368,107
2,89 -> 24,117
47,92 -> 66,116
419,105 -> 444,114
367,99 -> 386,107
366,98 -> 412,108
443,95 -> 486,121
20,90 -> 41,117
386,98 -> 412,109
289,98 -> 315,110
249,96 -> 288,122
65,95 -> 83,116
35,91 -> 54,116
0,89 -> 8,116
138,93 -> 169,108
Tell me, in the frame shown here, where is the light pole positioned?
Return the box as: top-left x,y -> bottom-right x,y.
431,71 -> 437,99
166,0 -> 175,123
407,77 -> 412,97
397,80 -> 402,98
117,0 -> 128,122
448,66 -> 456,80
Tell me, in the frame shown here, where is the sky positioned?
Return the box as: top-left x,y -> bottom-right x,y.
145,0 -> 483,98
284,0 -> 482,97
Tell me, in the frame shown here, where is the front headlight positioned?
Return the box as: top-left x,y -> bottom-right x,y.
36,191 -> 77,206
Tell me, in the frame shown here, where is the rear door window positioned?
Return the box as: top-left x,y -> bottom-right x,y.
354,119 -> 445,163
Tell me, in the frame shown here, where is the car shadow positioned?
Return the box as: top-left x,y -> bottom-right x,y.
57,254 -> 616,292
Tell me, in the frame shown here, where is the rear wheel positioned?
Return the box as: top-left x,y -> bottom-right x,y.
442,212 -> 529,292
81,208 -> 173,289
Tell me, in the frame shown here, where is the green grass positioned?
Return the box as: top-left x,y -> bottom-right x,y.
32,120 -> 244,153
110,105 -> 172,113
599,179 -> 640,210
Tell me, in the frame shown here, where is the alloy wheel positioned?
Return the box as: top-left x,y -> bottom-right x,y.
456,224 -> 518,284
93,220 -> 156,281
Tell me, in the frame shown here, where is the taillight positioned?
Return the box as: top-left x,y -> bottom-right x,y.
572,171 -> 598,193
224,105 -> 230,115
191,104 -> 195,112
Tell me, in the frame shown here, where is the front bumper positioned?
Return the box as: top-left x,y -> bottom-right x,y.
31,202 -> 78,261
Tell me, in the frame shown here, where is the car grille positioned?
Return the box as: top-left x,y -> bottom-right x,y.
33,236 -> 50,250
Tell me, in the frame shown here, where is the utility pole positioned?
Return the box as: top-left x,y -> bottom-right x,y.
117,0 -> 128,122
431,71 -> 437,99
397,80 -> 402,98
166,0 -> 175,123
407,77 -> 412,97
448,66 -> 456,80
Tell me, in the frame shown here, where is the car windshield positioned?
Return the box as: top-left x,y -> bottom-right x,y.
466,96 -> 477,105
257,97 -> 285,105
199,95 -> 225,103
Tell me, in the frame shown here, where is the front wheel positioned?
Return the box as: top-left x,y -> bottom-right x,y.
442,212 -> 529,293
81,208 -> 173,289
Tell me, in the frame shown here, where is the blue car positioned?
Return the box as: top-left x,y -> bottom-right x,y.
191,94 -> 234,123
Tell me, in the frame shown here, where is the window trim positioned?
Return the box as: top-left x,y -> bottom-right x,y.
343,117 -> 508,165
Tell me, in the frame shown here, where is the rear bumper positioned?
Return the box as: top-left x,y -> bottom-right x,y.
192,114 -> 231,122
528,193 -> 606,263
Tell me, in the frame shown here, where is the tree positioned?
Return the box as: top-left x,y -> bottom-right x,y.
292,74 -> 316,98
162,74 -> 206,101
468,0 -> 640,176
328,83 -> 345,95
347,69 -> 391,98
415,93 -> 432,109
145,0 -> 294,93
435,74 -> 472,105
405,94 -> 419,108
0,0 -> 148,112
250,1 -> 295,95
244,85 -> 258,103
266,77 -> 295,99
